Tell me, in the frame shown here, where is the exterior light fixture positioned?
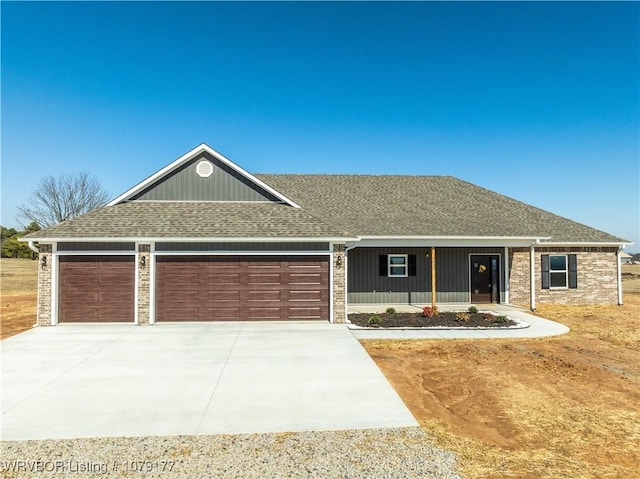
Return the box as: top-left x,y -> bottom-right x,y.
41,256 -> 47,268
139,256 -> 146,268
336,256 -> 343,268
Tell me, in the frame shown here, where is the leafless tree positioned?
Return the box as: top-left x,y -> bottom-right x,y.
17,172 -> 109,227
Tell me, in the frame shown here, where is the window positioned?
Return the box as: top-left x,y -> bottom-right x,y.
549,255 -> 568,288
379,254 -> 417,277
388,254 -> 408,277
541,254 -> 577,289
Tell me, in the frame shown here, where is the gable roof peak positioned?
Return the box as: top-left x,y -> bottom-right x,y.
108,143 -> 301,208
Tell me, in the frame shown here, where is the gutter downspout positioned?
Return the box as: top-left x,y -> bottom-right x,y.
530,240 -> 538,311
617,247 -> 624,305
27,241 -> 40,254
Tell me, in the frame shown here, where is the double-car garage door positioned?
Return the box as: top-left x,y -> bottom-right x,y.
156,256 -> 329,321
58,255 -> 329,322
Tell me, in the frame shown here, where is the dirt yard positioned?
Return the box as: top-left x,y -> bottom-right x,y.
363,290 -> 640,478
0,258 -> 37,339
2,259 -> 639,478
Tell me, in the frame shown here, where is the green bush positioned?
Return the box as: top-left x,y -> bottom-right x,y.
368,315 -> 382,326
495,315 -> 508,323
468,306 -> 479,313
385,307 -> 396,314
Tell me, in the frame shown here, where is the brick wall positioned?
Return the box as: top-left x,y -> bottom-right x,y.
332,244 -> 346,323
137,244 -> 151,325
509,247 -> 619,307
36,244 -> 53,326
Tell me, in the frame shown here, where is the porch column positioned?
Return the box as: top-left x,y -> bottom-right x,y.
431,246 -> 436,308
530,243 -> 536,311
503,246 -> 510,304
617,247 -> 624,305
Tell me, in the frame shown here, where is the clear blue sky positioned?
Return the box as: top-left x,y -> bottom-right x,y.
2,1 -> 639,249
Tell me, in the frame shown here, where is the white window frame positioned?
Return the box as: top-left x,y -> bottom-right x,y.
549,254 -> 568,289
388,254 -> 408,277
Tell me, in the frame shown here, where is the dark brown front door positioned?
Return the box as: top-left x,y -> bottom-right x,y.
470,255 -> 500,303
155,256 -> 329,321
58,256 -> 135,322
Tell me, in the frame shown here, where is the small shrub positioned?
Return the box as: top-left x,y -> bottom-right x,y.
368,315 -> 381,326
385,307 -> 396,314
456,311 -> 471,322
422,306 -> 438,318
468,306 -> 479,313
495,315 -> 508,323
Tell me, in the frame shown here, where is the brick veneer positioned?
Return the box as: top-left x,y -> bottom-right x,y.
137,244 -> 151,325
36,244 -> 53,326
332,244 -> 346,323
509,247 -> 619,307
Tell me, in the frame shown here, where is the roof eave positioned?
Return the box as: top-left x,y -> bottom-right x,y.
19,236 -> 359,243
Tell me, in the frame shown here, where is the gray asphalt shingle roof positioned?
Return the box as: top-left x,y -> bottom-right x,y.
26,174 -> 626,243
256,175 -> 626,243
25,202 -> 352,239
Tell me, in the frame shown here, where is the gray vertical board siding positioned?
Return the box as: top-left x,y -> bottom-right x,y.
155,242 -> 330,252
347,247 -> 431,304
347,247 -> 504,304
56,242 -> 136,251
131,153 -> 281,202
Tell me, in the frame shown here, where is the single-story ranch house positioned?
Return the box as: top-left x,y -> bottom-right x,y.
23,144 -> 630,326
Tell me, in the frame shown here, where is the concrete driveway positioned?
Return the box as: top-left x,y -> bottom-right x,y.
1,323 -> 417,440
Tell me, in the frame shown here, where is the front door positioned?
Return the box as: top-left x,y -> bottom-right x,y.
470,255 -> 500,303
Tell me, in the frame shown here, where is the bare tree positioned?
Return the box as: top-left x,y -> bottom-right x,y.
17,172 -> 109,227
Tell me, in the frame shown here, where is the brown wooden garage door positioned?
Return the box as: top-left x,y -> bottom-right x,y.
58,256 -> 135,322
155,256 -> 329,321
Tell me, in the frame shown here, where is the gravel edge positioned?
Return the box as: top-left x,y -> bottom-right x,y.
1,427 -> 462,479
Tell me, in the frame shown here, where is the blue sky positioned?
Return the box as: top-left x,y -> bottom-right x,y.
2,1 -> 639,249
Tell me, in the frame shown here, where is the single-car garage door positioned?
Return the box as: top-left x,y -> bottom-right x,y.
155,256 -> 329,321
58,256 -> 135,322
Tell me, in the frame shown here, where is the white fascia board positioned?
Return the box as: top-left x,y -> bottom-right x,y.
536,241 -> 632,247
22,236 -> 359,243
107,143 -> 302,208
355,236 -> 550,248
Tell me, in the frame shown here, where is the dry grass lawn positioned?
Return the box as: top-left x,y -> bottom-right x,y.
0,258 -> 37,339
363,292 -> 640,478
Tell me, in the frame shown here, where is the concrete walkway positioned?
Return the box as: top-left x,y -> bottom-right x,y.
1,322 -> 417,441
348,303 -> 569,339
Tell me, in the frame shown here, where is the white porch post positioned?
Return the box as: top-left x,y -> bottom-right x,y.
530,243 -> 536,311
617,247 -> 624,305
503,246 -> 509,304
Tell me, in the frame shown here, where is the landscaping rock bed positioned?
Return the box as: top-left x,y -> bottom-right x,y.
348,310 -> 519,329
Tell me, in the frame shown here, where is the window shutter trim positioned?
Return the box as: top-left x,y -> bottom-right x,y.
541,254 -> 550,289
408,255 -> 417,276
568,254 -> 578,289
379,255 -> 388,277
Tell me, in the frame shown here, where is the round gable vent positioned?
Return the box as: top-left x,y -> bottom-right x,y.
196,160 -> 214,178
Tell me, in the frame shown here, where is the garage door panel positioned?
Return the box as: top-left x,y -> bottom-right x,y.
59,256 -> 134,323
156,255 -> 328,321
288,307 -> 323,319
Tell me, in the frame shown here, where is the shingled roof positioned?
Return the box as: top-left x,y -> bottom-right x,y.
25,202 -> 352,240
24,167 -> 626,243
256,174 -> 626,243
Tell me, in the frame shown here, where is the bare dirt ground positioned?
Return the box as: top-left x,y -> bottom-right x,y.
2,259 -> 640,478
0,258 -> 37,339
363,287 -> 640,478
